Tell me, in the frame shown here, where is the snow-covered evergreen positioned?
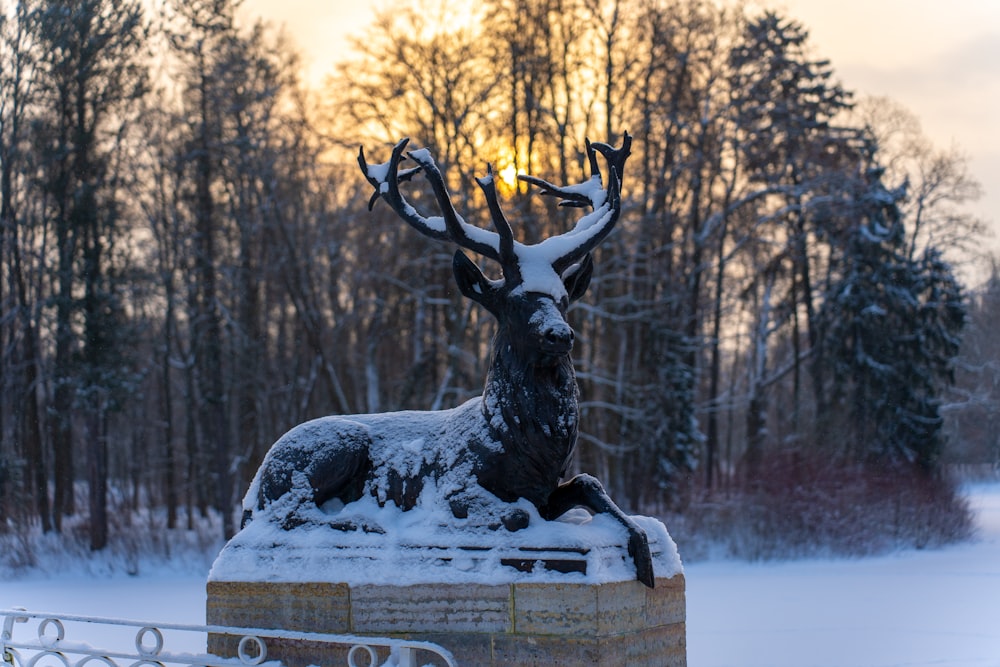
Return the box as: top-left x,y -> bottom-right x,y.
819,168 -> 965,469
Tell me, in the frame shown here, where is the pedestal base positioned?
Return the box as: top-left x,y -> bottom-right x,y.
209,499 -> 685,664
207,575 -> 685,666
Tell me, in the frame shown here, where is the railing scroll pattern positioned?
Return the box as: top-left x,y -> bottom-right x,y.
1,609 -> 455,667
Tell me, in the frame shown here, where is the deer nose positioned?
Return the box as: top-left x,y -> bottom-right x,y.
544,325 -> 574,351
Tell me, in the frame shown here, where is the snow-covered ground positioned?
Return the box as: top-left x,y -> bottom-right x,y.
686,482 -> 1000,667
2,483 -> 999,666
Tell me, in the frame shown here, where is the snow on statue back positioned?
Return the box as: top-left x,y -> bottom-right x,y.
239,133 -> 664,588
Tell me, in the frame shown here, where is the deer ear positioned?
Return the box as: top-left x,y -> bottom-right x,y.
453,250 -> 500,313
563,253 -> 594,303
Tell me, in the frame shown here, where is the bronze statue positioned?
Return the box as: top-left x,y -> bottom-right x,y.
242,133 -> 654,587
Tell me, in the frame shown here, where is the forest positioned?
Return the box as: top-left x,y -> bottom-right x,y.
0,0 -> 995,561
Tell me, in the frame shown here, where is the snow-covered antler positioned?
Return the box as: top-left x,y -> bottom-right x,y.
520,132 -> 632,275
358,139 -> 500,255
360,134 -> 631,279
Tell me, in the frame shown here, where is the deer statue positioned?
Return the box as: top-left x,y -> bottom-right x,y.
241,132 -> 655,588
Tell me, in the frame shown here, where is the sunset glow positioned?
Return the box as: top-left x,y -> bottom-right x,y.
243,0 -> 999,256
493,144 -> 526,194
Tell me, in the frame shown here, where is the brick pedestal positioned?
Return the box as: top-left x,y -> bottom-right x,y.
207,575 -> 685,666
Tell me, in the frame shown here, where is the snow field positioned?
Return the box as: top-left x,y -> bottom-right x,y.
686,483 -> 1000,666
2,483 -> 998,666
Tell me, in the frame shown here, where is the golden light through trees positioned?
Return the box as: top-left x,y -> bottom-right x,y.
494,144 -> 526,194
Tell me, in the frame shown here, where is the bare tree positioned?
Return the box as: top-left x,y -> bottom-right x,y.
0,0 -> 49,530
854,95 -> 985,265
30,0 -> 149,547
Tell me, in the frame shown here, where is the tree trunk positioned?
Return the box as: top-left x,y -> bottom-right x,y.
705,217 -> 729,490
162,282 -> 178,529
194,66 -> 234,540
86,410 -> 108,551
11,227 -> 51,532
52,205 -> 76,528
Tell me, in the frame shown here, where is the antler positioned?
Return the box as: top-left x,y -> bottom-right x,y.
359,138 -> 522,281
475,164 -> 521,284
359,133 -> 631,287
520,132 -> 631,275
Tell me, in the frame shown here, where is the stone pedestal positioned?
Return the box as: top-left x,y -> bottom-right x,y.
207,574 -> 685,666
208,503 -> 685,665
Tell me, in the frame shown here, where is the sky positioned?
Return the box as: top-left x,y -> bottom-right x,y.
780,0 -> 1000,263
240,0 -> 1000,269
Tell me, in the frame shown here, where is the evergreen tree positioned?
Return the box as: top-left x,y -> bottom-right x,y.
944,260 -> 1000,467
819,166 -> 965,472
729,11 -> 856,451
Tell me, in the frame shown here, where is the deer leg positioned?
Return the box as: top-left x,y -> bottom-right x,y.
449,486 -> 531,532
541,473 -> 655,588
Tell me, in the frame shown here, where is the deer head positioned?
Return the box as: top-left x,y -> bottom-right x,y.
358,134 -> 631,365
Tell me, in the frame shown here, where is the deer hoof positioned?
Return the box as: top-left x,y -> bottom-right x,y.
281,511 -> 308,531
449,498 -> 470,519
325,518 -> 386,534
628,529 -> 655,588
502,508 -> 530,532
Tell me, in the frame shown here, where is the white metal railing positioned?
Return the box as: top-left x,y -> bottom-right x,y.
1,608 -> 456,667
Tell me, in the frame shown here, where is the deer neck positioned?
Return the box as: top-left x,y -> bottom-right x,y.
480,330 -> 579,495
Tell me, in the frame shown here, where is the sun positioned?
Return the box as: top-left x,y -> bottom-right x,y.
498,163 -> 520,191
494,145 -> 526,194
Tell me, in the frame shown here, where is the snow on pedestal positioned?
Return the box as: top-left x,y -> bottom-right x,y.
210,493 -> 681,586
206,496 -> 686,666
